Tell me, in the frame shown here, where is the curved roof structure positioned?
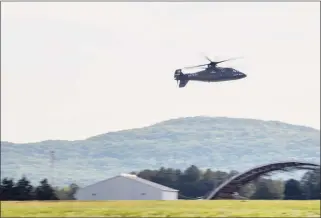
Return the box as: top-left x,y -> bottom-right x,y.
206,161 -> 319,199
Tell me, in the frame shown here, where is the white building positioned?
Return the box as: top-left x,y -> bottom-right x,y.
74,173 -> 179,200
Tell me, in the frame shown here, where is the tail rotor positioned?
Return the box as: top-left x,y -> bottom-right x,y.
174,69 -> 183,86
174,69 -> 190,88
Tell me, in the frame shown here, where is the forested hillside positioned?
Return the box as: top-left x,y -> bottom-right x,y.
1,165 -> 319,200
1,117 -> 319,186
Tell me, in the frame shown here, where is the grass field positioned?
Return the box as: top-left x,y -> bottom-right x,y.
1,200 -> 320,217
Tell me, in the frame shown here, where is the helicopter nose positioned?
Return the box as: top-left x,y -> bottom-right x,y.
240,72 -> 247,78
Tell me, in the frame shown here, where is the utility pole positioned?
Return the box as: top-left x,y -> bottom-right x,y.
50,150 -> 55,187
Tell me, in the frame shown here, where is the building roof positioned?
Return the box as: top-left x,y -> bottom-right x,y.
119,173 -> 178,192
79,173 -> 178,192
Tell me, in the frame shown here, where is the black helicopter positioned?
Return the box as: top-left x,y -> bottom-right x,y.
174,56 -> 247,88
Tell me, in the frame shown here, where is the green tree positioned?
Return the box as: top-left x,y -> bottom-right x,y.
199,169 -> 216,195
251,179 -> 282,199
0,178 -> 15,200
181,165 -> 202,183
14,176 -> 34,200
35,179 -> 58,200
239,182 -> 256,198
55,183 -> 79,200
301,168 -> 320,199
137,170 -> 157,181
212,171 -> 230,187
284,179 -> 304,200
67,183 -> 79,200
270,179 -> 284,199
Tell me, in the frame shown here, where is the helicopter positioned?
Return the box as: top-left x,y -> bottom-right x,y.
174,56 -> 247,88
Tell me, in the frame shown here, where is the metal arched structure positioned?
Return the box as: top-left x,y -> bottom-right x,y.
206,161 -> 320,200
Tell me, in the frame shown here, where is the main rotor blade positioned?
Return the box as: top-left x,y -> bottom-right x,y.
183,64 -> 208,69
205,56 -> 212,62
213,57 -> 243,65
182,56 -> 242,69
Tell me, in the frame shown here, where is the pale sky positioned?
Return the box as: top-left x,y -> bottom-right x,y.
2,2 -> 320,143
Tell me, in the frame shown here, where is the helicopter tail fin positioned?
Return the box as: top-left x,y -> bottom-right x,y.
178,79 -> 189,88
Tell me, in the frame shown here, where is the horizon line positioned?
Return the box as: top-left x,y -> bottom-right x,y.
1,115 -> 319,144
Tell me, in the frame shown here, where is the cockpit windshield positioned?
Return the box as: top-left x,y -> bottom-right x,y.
232,69 -> 241,75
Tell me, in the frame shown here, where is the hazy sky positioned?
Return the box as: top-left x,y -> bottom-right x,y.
2,2 -> 320,143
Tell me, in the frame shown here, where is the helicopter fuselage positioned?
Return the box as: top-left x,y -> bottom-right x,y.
185,67 -> 246,82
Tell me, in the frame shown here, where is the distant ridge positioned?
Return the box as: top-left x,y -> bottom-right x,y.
1,116 -> 319,186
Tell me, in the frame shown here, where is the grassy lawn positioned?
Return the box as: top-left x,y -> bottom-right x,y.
1,200 -> 320,217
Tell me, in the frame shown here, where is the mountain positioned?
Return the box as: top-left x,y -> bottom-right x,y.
1,116 -> 320,187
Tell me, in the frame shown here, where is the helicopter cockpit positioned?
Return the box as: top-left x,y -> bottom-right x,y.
231,68 -> 247,78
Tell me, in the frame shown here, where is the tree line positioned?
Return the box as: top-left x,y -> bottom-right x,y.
132,165 -> 320,200
1,165 -> 319,200
0,176 -> 79,201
